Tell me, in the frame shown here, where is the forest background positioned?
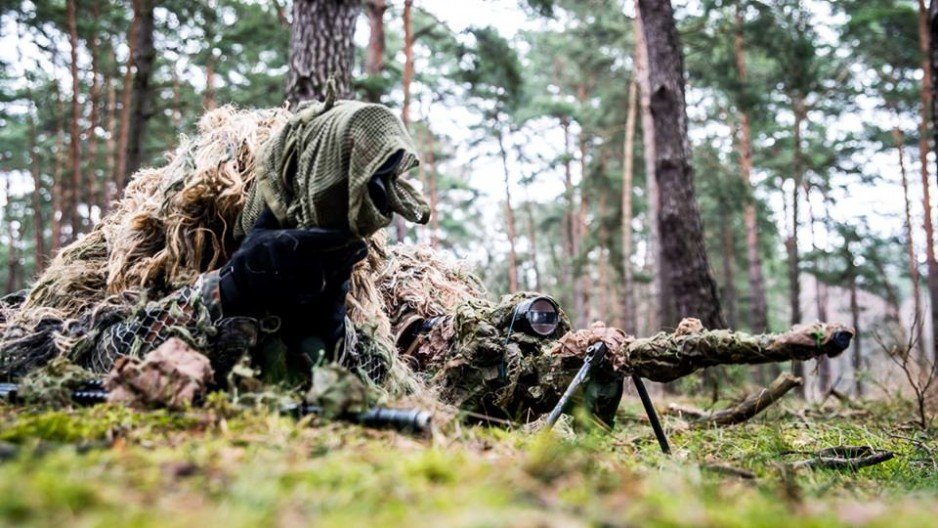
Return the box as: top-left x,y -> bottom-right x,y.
0,0 -> 935,401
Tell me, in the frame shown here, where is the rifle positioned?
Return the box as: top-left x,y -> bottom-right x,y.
543,342 -> 671,454
0,381 -> 432,436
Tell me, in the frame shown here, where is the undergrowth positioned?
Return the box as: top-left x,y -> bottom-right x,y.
0,395 -> 935,527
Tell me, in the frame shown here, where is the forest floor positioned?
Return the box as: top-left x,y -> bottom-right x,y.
0,392 -> 936,527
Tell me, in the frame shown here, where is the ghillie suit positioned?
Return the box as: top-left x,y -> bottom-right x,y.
0,100 -> 426,396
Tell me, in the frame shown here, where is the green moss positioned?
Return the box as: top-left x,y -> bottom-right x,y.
0,398 -> 935,526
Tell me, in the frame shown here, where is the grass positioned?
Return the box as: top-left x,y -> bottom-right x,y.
0,395 -> 935,527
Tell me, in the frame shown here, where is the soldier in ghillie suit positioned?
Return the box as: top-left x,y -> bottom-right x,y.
0,92 -> 854,426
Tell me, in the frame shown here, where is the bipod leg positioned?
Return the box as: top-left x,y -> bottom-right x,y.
631,375 -> 671,454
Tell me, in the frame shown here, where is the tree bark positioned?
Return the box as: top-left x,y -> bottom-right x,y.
4,176 -> 19,293
124,0 -> 156,179
394,0 -> 415,243
103,76 -> 118,211
733,7 -> 768,334
849,257 -> 863,397
84,0 -> 102,228
918,0 -> 938,363
497,131 -> 519,292
287,0 -> 361,105
788,94 -> 806,389
561,117 -> 580,314
114,0 -> 140,191
66,0 -> 82,240
576,110 -> 591,326
51,90 -> 66,255
26,101 -> 46,274
621,80 -> 638,334
634,5 -> 660,334
635,0 -> 726,330
894,127 -> 927,363
364,0 -> 387,103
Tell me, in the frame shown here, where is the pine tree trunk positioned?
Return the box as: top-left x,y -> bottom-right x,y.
788,94 -> 805,390
287,0 -> 361,105
26,102 -> 46,274
204,0 -> 217,111
85,2 -> 101,227
734,8 -> 768,334
426,127 -> 440,248
114,0 -> 140,191
635,0 -> 663,331
635,0 -> 726,330
621,79 -> 638,334
66,0 -> 82,240
124,0 -> 156,179
719,206 -> 737,329
918,0 -> 938,362
497,131 -> 519,293
394,0 -> 414,243
51,92 -> 66,255
103,77 -> 118,211
577,116 -> 591,326
4,176 -> 19,293
561,117 -> 581,314
364,0 -> 387,103
849,260 -> 862,397
895,126 -> 928,364
525,201 -> 541,291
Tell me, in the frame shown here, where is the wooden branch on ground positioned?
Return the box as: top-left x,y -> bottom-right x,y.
668,373 -> 802,427
790,446 -> 894,471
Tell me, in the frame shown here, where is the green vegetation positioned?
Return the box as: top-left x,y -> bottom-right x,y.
0,398 -> 934,527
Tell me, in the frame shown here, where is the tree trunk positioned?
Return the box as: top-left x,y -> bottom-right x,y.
85,3 -> 102,227
26,102 -> 46,274
114,0 -> 140,191
734,7 -> 768,334
788,94 -> 806,390
621,80 -> 638,334
719,205 -> 737,329
525,201 -> 541,291
66,0 -> 82,240
561,117 -> 580,314
918,0 -> 938,363
394,0 -> 415,243
51,91 -> 67,255
124,0 -> 156,179
364,0 -> 387,103
635,1 -> 662,332
4,176 -> 19,293
204,0 -> 218,111
103,77 -> 118,211
497,131 -> 519,292
635,0 -> 726,330
287,0 -> 361,105
849,257 -> 862,397
577,113 -> 591,326
426,127 -> 440,248
895,126 -> 928,363
806,187 -> 831,393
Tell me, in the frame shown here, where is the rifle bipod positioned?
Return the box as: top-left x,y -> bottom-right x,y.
543,342 -> 672,454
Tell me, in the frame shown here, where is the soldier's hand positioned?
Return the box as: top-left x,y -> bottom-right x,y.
219,209 -> 367,317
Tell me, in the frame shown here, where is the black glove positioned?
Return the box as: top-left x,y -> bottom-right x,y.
219,209 -> 367,318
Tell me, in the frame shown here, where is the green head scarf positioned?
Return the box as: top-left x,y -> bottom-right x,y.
237,94 -> 430,238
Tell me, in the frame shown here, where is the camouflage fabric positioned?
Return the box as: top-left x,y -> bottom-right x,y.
236,90 -> 430,239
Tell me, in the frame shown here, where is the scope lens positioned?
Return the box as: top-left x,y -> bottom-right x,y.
525,298 -> 559,336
